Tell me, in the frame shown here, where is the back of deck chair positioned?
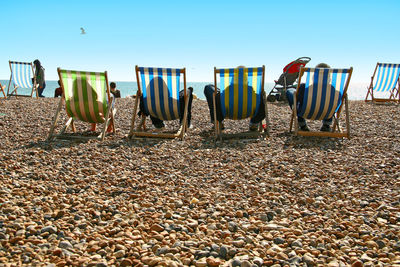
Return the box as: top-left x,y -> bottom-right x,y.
291,67 -> 353,138
365,63 -> 400,102
214,66 -> 269,140
7,61 -> 37,98
48,68 -> 115,141
129,66 -> 188,140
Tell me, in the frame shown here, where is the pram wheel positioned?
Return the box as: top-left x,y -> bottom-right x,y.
267,94 -> 276,102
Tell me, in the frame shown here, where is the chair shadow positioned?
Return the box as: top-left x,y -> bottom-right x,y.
276,131 -> 345,150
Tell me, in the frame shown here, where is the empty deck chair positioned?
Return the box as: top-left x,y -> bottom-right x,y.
290,67 -> 353,138
213,66 -> 269,140
128,66 -> 189,140
7,61 -> 37,98
48,68 -> 116,141
365,63 -> 400,103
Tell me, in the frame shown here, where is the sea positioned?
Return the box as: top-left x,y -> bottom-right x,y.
1,80 -> 369,100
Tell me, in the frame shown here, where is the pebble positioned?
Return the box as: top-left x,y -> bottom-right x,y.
1,99 -> 399,266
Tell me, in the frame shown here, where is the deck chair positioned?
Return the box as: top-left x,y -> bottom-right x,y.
290,67 -> 353,138
0,82 -> 5,98
365,63 -> 400,103
214,66 -> 269,140
48,68 -> 116,141
128,66 -> 189,140
7,61 -> 38,98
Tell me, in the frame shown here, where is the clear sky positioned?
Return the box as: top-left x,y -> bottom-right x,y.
1,0 -> 399,84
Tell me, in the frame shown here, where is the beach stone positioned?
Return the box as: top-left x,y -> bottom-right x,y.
41,226 -> 57,234
303,254 -> 316,266
231,258 -> 241,267
253,257 -> 263,266
219,245 -> 228,259
273,237 -> 285,245
59,241 -> 73,250
206,257 -> 221,266
228,222 -> 238,232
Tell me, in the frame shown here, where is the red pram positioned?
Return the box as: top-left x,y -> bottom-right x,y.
267,57 -> 311,102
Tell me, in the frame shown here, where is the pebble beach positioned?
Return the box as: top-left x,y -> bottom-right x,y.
0,98 -> 399,267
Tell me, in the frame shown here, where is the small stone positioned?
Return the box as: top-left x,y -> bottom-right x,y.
59,241 -> 73,250
206,257 -> 221,267
303,254 -> 315,266
120,259 -> 132,266
231,258 -> 241,267
114,250 -> 125,258
253,257 -> 263,266
273,237 -> 285,245
228,222 -> 238,232
41,226 -> 57,234
240,260 -> 252,267
219,245 -> 228,259
150,224 -> 164,232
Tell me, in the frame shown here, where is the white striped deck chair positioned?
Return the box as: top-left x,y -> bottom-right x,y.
6,61 -> 37,98
290,67 -> 353,138
214,66 -> 269,140
48,68 -> 116,141
365,63 -> 400,103
129,66 -> 189,140
129,65 -> 189,140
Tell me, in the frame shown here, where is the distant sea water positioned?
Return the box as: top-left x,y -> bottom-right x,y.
1,80 -> 369,100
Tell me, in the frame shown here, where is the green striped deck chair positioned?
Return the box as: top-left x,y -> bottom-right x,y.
6,61 -> 38,98
213,66 -> 269,140
290,66 -> 353,138
365,63 -> 400,103
128,65 -> 189,140
48,68 -> 116,141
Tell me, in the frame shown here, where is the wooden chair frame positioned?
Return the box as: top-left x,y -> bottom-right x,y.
0,82 -> 6,98
289,67 -> 353,138
128,65 -> 189,140
6,61 -> 38,98
213,66 -> 269,141
47,68 -> 116,141
365,63 -> 400,103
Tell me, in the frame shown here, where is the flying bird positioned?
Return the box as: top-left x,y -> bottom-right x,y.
80,27 -> 86,34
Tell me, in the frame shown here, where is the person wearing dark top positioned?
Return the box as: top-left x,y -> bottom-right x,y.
137,87 -> 194,130
33,59 -> 45,97
286,63 -> 333,132
54,80 -> 63,97
110,82 -> 121,98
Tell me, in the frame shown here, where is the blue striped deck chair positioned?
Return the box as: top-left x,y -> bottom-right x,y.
6,61 -> 38,98
128,65 -> 189,140
48,68 -> 116,141
213,66 -> 269,140
365,63 -> 400,103
290,67 -> 353,138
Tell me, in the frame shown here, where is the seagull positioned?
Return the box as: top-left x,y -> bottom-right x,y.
80,27 -> 86,34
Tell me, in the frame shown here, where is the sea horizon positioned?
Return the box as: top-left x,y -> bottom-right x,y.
1,80 -> 372,101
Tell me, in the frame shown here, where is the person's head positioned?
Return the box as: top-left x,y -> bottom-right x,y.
315,63 -> 330,68
57,80 -> 61,86
33,59 -> 41,68
110,82 -> 116,89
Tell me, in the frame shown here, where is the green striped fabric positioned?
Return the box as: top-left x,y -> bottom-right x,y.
59,69 -> 108,123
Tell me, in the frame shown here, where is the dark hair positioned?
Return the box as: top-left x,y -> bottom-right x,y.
315,63 -> 330,68
110,82 -> 116,89
57,80 -> 61,86
33,59 -> 41,68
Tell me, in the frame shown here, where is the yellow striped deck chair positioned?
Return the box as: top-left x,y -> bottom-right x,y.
214,66 -> 269,140
290,67 -> 353,138
128,66 -> 189,140
365,63 -> 400,103
48,68 -> 116,141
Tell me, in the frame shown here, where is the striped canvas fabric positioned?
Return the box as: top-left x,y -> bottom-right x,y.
59,69 -> 108,123
217,67 -> 263,120
298,68 -> 351,120
373,63 -> 400,92
10,61 -> 33,89
138,67 -> 181,121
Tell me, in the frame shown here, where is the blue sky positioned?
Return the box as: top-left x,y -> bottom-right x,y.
0,0 -> 399,83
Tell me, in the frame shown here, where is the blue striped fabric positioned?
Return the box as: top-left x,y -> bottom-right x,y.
298,68 -> 351,120
217,67 -> 263,120
10,61 -> 33,89
138,67 -> 181,121
373,63 -> 400,92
